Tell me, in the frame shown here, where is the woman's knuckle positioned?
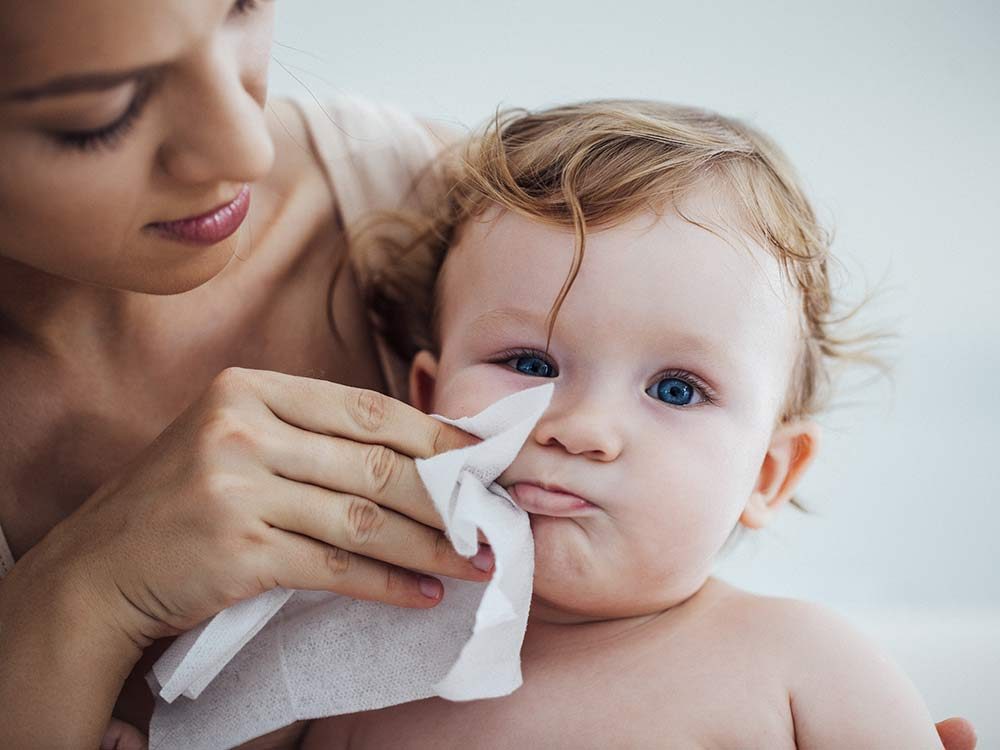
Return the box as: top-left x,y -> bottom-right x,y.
200,409 -> 258,455
364,444 -> 399,495
212,367 -> 253,398
349,389 -> 389,433
201,470 -> 241,502
433,532 -> 456,565
325,545 -> 352,576
383,566 -> 405,597
238,523 -> 269,549
344,495 -> 385,547
429,421 -> 447,456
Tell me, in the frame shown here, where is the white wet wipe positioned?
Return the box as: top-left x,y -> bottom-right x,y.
146,383 -> 553,750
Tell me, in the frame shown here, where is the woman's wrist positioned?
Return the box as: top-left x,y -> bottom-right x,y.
22,499 -> 166,651
0,542 -> 143,747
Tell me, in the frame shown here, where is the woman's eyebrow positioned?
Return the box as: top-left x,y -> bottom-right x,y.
5,65 -> 156,103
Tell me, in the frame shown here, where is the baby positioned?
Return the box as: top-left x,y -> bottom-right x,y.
302,100 -> 943,748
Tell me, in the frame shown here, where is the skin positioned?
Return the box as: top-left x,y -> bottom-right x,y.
305,204 -> 946,748
0,2 -> 492,748
0,2 -> 977,748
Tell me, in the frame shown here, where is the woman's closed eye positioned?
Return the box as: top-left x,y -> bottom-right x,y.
47,0 -> 267,153
50,81 -> 155,152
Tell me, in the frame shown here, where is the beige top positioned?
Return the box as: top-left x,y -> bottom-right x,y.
0,94 -> 441,582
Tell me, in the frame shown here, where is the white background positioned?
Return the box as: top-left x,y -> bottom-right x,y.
270,1 -> 999,742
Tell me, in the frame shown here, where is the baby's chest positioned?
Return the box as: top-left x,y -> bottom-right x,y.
332,655 -> 795,750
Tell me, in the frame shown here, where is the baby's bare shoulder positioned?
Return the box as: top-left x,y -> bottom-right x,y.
578,581 -> 800,746
696,584 -> 942,749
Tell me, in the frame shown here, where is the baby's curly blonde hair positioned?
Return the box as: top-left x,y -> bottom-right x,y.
355,99 -> 866,423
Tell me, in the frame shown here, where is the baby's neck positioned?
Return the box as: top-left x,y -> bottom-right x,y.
522,576 -> 720,658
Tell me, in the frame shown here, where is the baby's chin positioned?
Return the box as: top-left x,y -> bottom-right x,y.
527,521 -> 646,621
527,516 -> 710,622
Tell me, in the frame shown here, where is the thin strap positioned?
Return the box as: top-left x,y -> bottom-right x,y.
0,522 -> 14,579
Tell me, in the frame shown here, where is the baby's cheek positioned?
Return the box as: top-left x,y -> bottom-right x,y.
626,449 -> 752,574
432,366 -> 529,419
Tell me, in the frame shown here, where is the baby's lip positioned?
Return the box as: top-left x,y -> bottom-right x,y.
508,481 -> 599,516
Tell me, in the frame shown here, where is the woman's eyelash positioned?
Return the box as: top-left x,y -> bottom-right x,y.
53,82 -> 154,153
52,2 -> 263,153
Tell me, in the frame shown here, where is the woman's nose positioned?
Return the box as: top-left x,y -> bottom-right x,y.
157,42 -> 275,186
531,390 -> 625,461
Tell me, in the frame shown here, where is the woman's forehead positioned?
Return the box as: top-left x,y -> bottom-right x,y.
0,0 -> 228,94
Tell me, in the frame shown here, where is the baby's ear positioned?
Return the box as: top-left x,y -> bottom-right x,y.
740,420 -> 821,529
408,350 -> 439,413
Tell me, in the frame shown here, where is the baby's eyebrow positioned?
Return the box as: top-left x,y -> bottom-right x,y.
654,330 -> 727,360
467,308 -> 547,338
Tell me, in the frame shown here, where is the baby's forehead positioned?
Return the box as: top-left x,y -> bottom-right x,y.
438,198 -> 802,361
445,191 -> 798,306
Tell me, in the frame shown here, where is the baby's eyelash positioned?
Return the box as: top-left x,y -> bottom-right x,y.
490,348 -> 558,375
492,347 -> 552,361
233,0 -> 260,14
488,351 -> 717,405
652,368 -> 718,405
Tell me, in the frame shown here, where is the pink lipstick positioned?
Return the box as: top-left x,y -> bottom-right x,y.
147,184 -> 251,245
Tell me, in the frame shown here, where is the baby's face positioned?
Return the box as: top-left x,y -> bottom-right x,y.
411,189 -> 810,621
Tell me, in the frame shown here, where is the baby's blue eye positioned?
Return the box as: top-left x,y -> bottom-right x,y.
650,377 -> 699,406
511,355 -> 556,378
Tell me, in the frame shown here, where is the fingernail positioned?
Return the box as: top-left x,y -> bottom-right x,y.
419,575 -> 443,600
470,544 -> 495,573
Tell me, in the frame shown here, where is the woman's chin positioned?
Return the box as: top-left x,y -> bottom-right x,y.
117,238 -> 240,295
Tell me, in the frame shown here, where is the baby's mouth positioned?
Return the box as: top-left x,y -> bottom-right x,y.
508,482 -> 599,517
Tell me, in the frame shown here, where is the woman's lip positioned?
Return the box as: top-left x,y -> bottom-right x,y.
509,482 -> 598,517
146,184 -> 251,246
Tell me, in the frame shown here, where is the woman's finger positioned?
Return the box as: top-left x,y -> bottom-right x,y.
262,527 -> 448,608
247,369 -> 478,458
936,717 -> 977,750
264,419 -> 448,531
260,476 -> 493,582
100,718 -> 148,750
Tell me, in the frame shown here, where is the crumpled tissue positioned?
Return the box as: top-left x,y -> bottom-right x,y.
146,383 -> 553,749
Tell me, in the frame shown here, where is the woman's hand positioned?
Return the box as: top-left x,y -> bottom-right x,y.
1,366 -> 487,747
44,367 -> 490,648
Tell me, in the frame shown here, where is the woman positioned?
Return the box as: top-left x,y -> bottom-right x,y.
0,2 -> 977,748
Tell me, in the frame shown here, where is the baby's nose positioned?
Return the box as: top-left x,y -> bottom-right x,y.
531,398 -> 624,461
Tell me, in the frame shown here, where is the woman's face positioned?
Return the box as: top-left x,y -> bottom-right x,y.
0,0 -> 277,294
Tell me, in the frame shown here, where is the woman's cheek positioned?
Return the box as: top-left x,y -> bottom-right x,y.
234,9 -> 275,105
0,138 -> 140,277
